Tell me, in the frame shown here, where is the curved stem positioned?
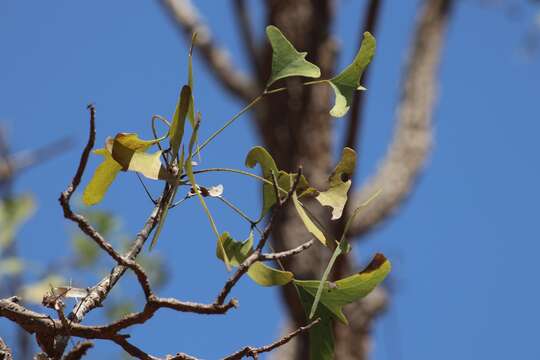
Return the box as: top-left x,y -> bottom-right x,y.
217,196 -> 257,225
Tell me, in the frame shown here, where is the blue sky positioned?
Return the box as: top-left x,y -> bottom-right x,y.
1,1 -> 539,359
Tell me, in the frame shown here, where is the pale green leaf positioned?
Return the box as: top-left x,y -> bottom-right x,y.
292,191 -> 328,247
328,32 -> 375,117
0,194 -> 35,248
316,147 -> 356,220
245,146 -> 279,219
266,25 -> 321,87
247,261 -> 293,287
216,231 -> 253,267
294,253 -> 391,325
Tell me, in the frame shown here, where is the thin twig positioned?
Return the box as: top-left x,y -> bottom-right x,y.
61,341 -> 93,360
260,239 -> 314,261
222,318 -> 321,360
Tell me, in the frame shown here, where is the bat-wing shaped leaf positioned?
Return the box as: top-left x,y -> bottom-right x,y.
216,231 -> 253,267
266,25 -> 321,87
315,147 -> 356,220
169,85 -> 191,163
82,148 -> 123,206
294,253 -> 391,325
328,32 -> 375,117
245,146 -> 279,219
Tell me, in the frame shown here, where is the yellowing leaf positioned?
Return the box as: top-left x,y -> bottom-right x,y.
82,148 -> 122,206
266,25 -> 321,87
328,32 -> 375,117
247,261 -> 293,287
316,147 -> 356,220
294,253 -> 391,324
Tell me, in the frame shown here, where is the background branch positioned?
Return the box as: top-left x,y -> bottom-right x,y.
158,0 -> 257,100
348,0 -> 454,238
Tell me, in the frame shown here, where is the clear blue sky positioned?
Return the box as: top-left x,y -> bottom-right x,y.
1,1 -> 539,359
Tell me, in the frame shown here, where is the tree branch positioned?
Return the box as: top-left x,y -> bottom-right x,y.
222,318 -> 320,360
158,0 -> 258,100
348,0 -> 454,238
233,0 -> 263,79
61,341 -> 93,360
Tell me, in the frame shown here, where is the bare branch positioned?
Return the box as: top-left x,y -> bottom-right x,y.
158,0 -> 258,100
233,0 -> 263,78
62,341 -> 93,360
222,318 -> 320,360
348,0 -> 453,238
260,239 -> 314,261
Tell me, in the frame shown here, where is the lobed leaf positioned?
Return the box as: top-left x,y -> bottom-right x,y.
266,25 -> 321,87
315,147 -> 356,220
294,253 -> 391,325
82,148 -> 122,206
216,231 -> 253,267
328,32 -> 376,117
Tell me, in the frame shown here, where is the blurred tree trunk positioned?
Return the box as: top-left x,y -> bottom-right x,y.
161,0 -> 453,358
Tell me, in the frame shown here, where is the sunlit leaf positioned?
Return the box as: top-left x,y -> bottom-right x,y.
83,133 -> 168,206
316,147 -> 356,220
216,231 -> 253,267
328,32 -> 375,117
266,25 -> 321,87
292,191 -> 328,247
0,194 -> 35,248
82,148 -> 122,206
294,253 -> 390,325
169,85 -> 191,162
247,261 -> 293,287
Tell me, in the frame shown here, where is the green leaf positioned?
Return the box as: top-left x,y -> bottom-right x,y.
266,25 -> 321,87
82,148 -> 122,206
245,146 -> 279,219
328,32 -> 376,117
297,286 -> 334,360
169,85 -> 191,162
294,253 -> 391,325
316,147 -> 356,220
247,261 -> 293,287
0,194 -> 35,248
216,231 -> 253,267
111,138 -> 168,180
292,190 -> 328,247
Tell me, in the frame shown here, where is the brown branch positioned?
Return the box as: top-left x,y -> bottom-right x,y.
158,0 -> 258,100
348,0 -> 454,238
222,318 -> 320,360
260,239 -> 314,261
0,336 -> 13,360
233,0 -> 263,78
62,341 -> 93,360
